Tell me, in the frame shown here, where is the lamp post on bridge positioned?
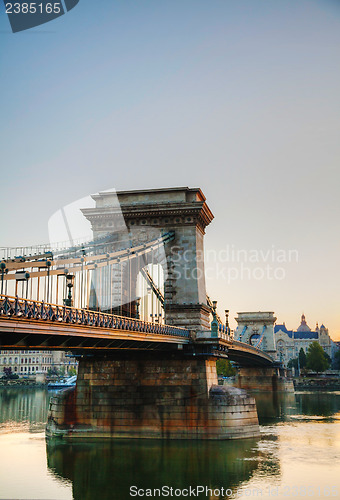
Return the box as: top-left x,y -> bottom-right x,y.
135,297 -> 141,319
64,274 -> 75,307
25,272 -> 30,299
1,262 -> 6,295
211,300 -> 218,338
225,309 -> 230,337
46,260 -> 51,303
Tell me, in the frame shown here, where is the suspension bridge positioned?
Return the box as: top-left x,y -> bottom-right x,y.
0,187 -> 281,440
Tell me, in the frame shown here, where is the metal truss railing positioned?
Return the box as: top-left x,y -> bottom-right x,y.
0,295 -> 190,339
231,339 -> 273,361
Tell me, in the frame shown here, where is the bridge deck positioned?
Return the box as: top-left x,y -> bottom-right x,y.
0,295 -> 274,366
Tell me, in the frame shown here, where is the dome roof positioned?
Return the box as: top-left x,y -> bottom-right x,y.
297,313 -> 311,332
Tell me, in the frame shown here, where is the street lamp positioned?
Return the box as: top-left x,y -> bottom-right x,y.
25,272 -> 30,299
211,300 -> 218,337
46,260 -> 51,303
135,297 -> 141,319
64,274 -> 75,307
225,309 -> 229,326
1,262 -> 6,295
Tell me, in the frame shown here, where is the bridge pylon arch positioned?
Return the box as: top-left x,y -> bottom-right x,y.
82,187 -> 214,332
235,311 -> 277,355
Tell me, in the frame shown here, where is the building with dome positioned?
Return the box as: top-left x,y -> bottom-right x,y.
234,311 -> 338,368
274,314 -> 336,367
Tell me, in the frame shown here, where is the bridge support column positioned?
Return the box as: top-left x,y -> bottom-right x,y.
235,367 -> 294,392
47,355 -> 260,440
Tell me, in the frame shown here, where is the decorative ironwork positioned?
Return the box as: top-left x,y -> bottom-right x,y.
0,294 -> 190,338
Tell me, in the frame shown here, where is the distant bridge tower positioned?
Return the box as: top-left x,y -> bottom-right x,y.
82,187 -> 214,332
235,312 -> 277,355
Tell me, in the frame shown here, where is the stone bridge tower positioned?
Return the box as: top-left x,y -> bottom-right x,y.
235,312 -> 277,355
82,187 -> 214,332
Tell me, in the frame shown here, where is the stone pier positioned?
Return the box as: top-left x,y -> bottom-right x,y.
46,354 -> 260,440
235,367 -> 295,393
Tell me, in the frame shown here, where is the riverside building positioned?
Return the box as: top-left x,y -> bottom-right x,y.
274,314 -> 337,366
0,350 -> 77,377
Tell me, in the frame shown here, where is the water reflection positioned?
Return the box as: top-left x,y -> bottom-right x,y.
1,388 -> 340,500
255,392 -> 297,423
0,388 -> 50,432
255,391 -> 340,423
46,438 -> 280,500
294,391 -> 340,418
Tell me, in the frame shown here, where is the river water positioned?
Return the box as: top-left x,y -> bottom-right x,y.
0,388 -> 339,500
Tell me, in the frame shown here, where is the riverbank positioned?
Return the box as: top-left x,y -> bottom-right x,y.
294,377 -> 340,390
0,378 -> 48,387
0,376 -> 68,387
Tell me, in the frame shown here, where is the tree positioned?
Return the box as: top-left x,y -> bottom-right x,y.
47,366 -> 59,377
298,348 -> 307,369
333,350 -> 340,370
306,341 -> 330,374
324,352 -> 332,367
67,367 -> 77,376
216,359 -> 236,377
287,358 -> 298,369
2,367 -> 19,379
3,367 -> 12,378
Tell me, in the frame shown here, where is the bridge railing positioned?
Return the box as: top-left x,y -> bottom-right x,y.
230,339 -> 274,361
0,295 -> 190,339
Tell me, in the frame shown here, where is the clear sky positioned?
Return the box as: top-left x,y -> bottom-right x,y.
1,0 -> 339,338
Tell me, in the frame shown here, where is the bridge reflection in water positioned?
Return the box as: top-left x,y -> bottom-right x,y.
46,437 -> 280,500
